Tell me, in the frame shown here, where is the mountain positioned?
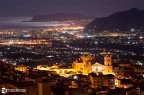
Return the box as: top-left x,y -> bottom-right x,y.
29,13 -> 93,22
84,8 -> 144,32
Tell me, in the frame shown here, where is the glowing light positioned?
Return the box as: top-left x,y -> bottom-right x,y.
95,42 -> 98,44
139,36 -> 143,39
73,75 -> 78,80
130,28 -> 135,32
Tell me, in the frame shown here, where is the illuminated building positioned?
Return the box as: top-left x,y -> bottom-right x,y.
37,52 -> 114,76
92,63 -> 104,73
37,65 -> 75,77
50,67 -> 75,77
72,53 -> 113,75
37,65 -> 50,71
89,73 -> 115,89
72,55 -> 93,75
15,65 -> 27,72
103,54 -> 113,74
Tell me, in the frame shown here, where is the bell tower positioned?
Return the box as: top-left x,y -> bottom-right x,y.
101,52 -> 113,74
104,55 -> 112,66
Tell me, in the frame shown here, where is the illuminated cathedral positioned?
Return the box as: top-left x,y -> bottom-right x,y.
35,53 -> 113,76
72,53 -> 113,75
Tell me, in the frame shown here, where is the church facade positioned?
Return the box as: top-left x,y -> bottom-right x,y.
72,54 -> 113,75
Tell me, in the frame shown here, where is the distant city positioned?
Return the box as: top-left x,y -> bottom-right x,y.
0,8 -> 144,95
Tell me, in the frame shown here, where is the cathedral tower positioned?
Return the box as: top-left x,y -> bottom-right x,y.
104,55 -> 112,66
101,52 -> 113,74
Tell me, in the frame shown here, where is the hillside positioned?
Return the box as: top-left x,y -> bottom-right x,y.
84,8 -> 144,32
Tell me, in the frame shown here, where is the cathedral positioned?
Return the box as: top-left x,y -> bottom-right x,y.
72,53 -> 113,75
35,53 -> 114,76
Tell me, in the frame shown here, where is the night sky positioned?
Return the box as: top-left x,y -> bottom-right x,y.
0,0 -> 144,17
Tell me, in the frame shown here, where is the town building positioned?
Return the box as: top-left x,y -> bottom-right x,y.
89,73 -> 115,89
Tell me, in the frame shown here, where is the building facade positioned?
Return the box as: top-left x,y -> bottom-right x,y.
72,54 -> 113,75
89,74 -> 115,89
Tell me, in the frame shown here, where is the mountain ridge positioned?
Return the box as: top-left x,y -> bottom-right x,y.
29,13 -> 94,22
84,8 -> 144,32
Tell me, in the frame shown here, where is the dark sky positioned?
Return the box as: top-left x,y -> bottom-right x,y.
0,0 -> 144,17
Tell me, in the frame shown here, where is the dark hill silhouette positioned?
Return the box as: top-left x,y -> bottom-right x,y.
30,13 -> 93,21
84,8 -> 144,32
